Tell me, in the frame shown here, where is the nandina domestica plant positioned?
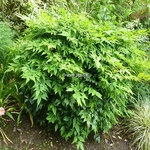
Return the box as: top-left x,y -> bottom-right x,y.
9,8 -> 150,149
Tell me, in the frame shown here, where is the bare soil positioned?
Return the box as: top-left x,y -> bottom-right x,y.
0,115 -> 132,150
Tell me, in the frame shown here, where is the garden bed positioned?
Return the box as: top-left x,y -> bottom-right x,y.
0,115 -> 132,150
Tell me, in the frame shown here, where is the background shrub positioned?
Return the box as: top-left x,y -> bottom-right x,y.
9,8 -> 150,149
0,22 -> 24,143
1,0 -> 149,33
0,22 -> 14,66
0,21 -> 27,126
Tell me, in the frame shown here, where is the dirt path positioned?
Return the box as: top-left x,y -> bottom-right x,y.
0,115 -> 132,150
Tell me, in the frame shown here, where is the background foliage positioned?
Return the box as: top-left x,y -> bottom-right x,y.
9,7 -> 149,149
0,22 -> 24,144
0,21 -> 28,126
0,0 -> 149,33
0,22 -> 14,65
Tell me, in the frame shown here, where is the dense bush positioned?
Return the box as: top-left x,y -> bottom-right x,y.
9,8 -> 149,149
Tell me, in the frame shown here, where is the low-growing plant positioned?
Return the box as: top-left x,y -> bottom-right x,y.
122,96 -> 150,150
0,69 -> 25,124
9,8 -> 150,149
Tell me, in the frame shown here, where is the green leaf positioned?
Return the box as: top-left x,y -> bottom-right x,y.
17,109 -> 23,126
55,124 -> 59,132
88,88 -> 102,99
74,124 -> 80,133
73,93 -> 82,106
72,137 -> 78,144
37,96 -> 42,106
66,88 -> 73,92
65,131 -> 73,141
6,111 -> 14,121
63,116 -> 69,121
60,126 -> 65,136
52,106 -> 57,116
77,141 -> 84,150
78,136 -> 85,142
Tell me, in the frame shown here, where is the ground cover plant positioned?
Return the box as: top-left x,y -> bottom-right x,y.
9,8 -> 150,150
122,95 -> 150,150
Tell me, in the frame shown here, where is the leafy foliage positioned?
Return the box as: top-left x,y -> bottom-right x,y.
0,0 -> 149,32
54,0 -> 150,27
9,8 -> 149,149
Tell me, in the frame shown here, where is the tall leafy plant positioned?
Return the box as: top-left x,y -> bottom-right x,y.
10,8 -> 149,149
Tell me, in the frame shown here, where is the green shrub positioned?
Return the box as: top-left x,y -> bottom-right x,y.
122,97 -> 150,150
9,8 -> 150,149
